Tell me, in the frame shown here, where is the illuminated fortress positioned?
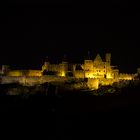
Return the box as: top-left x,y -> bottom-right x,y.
0,53 -> 139,89
42,53 -> 119,79
43,53 -> 137,81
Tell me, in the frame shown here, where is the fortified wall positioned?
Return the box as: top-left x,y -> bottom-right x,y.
0,53 -> 138,90
6,70 -> 42,77
1,75 -> 69,86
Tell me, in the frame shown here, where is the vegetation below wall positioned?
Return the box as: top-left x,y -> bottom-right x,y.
0,79 -> 140,97
0,80 -> 140,113
1,78 -> 140,135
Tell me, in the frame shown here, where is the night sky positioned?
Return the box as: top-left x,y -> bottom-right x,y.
0,1 -> 140,73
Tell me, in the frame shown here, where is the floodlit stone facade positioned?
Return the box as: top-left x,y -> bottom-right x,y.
0,53 -> 138,89
0,53 -> 136,80
41,53 -> 130,80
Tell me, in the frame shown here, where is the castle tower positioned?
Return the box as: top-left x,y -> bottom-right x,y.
105,53 -> 112,78
84,51 -> 93,71
42,56 -> 50,72
61,54 -> 68,76
105,53 -> 111,65
94,54 -> 103,64
2,65 -> 10,75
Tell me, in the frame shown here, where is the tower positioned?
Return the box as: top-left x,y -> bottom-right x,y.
42,56 -> 50,72
105,53 -> 111,65
84,51 -> 93,71
2,65 -> 10,75
61,54 -> 68,76
94,54 -> 103,65
105,53 -> 112,78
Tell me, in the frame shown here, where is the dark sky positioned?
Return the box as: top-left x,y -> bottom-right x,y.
0,1 -> 140,73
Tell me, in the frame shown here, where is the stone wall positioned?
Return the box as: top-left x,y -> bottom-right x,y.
74,70 -> 84,78
119,73 -> 134,80
7,70 -> 23,76
87,78 -> 99,90
0,75 -> 69,86
99,78 -> 117,86
6,70 -> 42,77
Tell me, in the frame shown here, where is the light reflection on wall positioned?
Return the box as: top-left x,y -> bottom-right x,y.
61,71 -> 65,77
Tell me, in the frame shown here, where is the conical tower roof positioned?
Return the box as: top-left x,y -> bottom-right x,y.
94,54 -> 103,62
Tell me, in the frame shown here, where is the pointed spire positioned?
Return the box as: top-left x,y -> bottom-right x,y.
94,54 -> 102,62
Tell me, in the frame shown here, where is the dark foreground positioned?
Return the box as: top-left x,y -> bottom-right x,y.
1,83 -> 140,138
